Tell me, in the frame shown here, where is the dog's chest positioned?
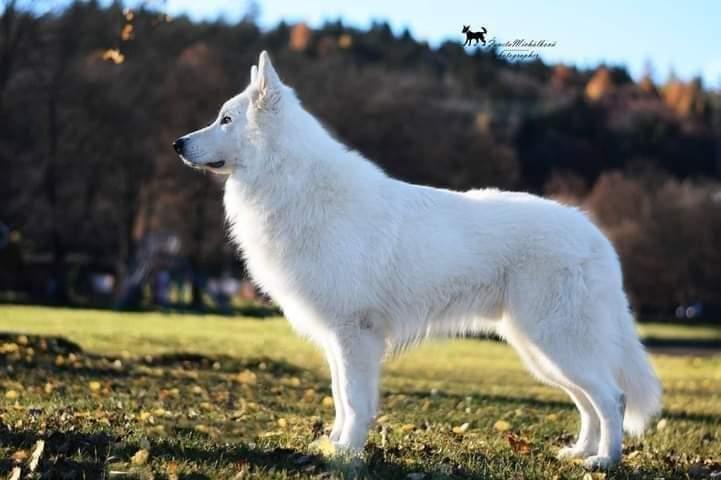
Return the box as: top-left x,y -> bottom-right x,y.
224,193 -> 331,308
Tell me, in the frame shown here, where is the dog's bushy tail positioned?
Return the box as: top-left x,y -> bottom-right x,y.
616,310 -> 662,436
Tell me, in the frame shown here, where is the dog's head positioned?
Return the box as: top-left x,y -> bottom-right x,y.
462,25 -> 470,33
173,51 -> 292,177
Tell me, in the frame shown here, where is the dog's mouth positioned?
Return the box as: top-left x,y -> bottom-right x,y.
181,157 -> 226,170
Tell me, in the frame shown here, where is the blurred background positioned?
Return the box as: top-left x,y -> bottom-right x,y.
1,0 -> 720,322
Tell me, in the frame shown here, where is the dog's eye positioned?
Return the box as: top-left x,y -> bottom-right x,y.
220,115 -> 232,125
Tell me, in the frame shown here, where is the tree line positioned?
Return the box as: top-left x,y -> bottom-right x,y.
1,1 -> 720,317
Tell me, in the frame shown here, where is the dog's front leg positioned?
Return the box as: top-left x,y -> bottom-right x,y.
327,325 -> 384,452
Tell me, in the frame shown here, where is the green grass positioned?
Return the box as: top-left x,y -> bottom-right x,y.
0,306 -> 720,479
638,322 -> 721,341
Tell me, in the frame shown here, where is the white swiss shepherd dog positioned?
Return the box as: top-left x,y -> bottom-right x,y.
174,51 -> 661,469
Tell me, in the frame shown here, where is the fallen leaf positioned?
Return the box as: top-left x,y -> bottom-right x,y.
493,420 -> 511,432
401,423 -> 416,432
89,381 -> 102,392
166,461 -> 179,480
131,448 -> 149,465
322,396 -> 334,409
0,342 -> 19,354
303,388 -> 316,402
506,432 -> 531,454
277,418 -> 288,428
5,390 -> 18,400
11,450 -> 28,463
236,370 -> 257,384
452,422 -> 470,434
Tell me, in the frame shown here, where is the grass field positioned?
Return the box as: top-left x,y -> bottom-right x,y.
0,306 -> 719,479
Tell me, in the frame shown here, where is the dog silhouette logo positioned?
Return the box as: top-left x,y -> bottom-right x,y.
462,25 -> 488,46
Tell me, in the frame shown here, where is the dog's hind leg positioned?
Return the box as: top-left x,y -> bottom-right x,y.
323,346 -> 345,442
574,376 -> 624,469
557,386 -> 601,459
506,337 -> 600,459
505,326 -> 624,469
326,324 -> 385,451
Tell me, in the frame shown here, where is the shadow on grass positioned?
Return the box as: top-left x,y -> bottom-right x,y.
0,425 -> 504,479
0,331 -> 306,381
393,387 -> 575,411
394,387 -> 721,426
0,427 -> 112,479
0,426 -> 702,480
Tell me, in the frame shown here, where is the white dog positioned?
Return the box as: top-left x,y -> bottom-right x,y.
174,51 -> 661,469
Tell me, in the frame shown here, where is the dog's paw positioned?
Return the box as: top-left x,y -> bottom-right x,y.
557,446 -> 590,460
582,455 -> 618,470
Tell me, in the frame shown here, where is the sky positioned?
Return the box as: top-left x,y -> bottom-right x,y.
133,0 -> 721,86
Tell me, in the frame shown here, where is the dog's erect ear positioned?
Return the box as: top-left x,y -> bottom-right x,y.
250,64 -> 258,84
253,51 -> 282,111
258,51 -> 281,91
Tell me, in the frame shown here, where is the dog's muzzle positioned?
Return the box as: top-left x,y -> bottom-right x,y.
173,137 -> 226,169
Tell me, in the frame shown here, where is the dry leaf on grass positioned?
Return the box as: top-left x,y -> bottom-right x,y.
506,432 -> 531,454
452,422 -> 470,434
303,388 -> 316,402
131,448 -> 150,465
235,370 -> 257,384
493,420 -> 511,432
11,450 -> 28,463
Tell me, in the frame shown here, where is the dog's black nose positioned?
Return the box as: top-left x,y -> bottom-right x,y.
173,137 -> 185,154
